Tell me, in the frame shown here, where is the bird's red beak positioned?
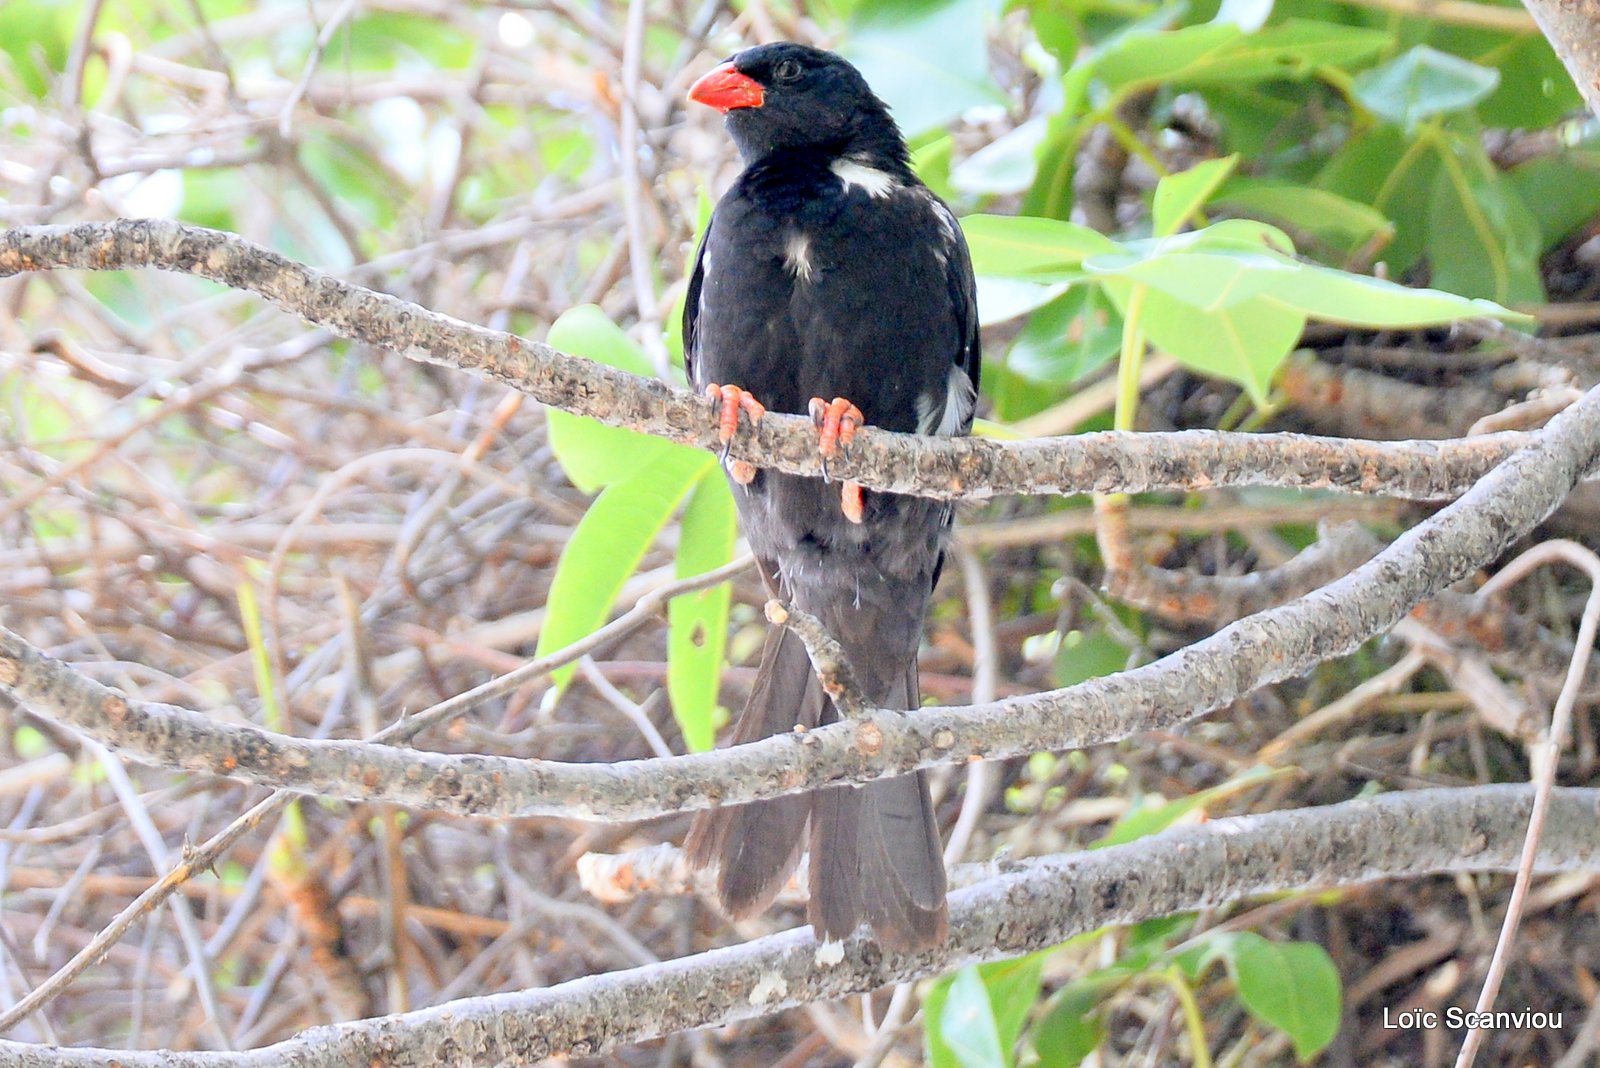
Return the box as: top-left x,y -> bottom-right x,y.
689,62 -> 764,112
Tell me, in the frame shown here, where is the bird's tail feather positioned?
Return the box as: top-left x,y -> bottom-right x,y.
684,623 -> 821,919
685,622 -> 948,948
809,657 -> 947,950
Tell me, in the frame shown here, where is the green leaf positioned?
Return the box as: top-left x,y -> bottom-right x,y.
1316,124 -> 1440,275
546,305 -> 694,493
930,967 -> 1009,1068
1508,152 -> 1600,250
0,0 -> 72,98
1425,132 -> 1544,305
984,954 -> 1048,1056
1096,766 -> 1280,849
1351,46 -> 1499,128
975,277 -> 1072,327
1091,20 -> 1389,93
1007,287 -> 1122,385
1031,974 -> 1121,1066
1213,179 -> 1394,253
844,0 -> 1004,138
1262,262 -> 1527,325
1187,933 -> 1341,1061
928,955 -> 1049,1067
1086,248 -> 1297,311
668,470 -> 736,752
961,215 -> 1119,281
535,449 -> 713,688
1152,156 -> 1239,237
1053,626 -> 1130,688
1106,280 -> 1304,406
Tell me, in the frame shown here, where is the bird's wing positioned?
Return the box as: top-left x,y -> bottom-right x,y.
682,225 -> 710,389
944,199 -> 982,408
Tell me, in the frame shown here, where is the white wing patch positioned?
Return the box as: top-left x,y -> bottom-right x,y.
831,158 -> 898,199
784,231 -> 813,282
918,364 -> 977,437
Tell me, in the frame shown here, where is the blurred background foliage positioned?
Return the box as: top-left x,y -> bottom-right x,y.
3,0 -> 1600,1063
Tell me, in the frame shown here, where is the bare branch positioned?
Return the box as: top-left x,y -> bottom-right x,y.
0,220 -> 1565,504
3,785 -> 1597,1066
5,381 -> 1600,821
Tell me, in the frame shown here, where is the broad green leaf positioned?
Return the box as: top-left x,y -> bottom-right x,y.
1007,287 -> 1121,385
1092,20 -> 1389,93
1085,248 -> 1297,311
535,449 -> 713,688
1426,133 -> 1544,305
975,277 -> 1072,327
1471,33 -> 1583,129
961,215 -> 1118,280
1234,938 -> 1341,1060
1152,156 -> 1239,237
668,470 -> 736,752
1316,124 -> 1440,274
1105,281 -> 1304,405
1053,626 -> 1131,688
986,954 -> 1048,1057
1030,973 -> 1121,1066
0,0 -> 72,97
1260,263 -> 1524,325
546,305 -> 693,493
930,967 -> 1010,1068
1509,152 -> 1600,249
1091,22 -> 1242,91
1213,180 -> 1394,252
1028,0 -> 1080,64
1351,46 -> 1499,128
844,0 -> 1004,138
1184,933 -> 1341,1061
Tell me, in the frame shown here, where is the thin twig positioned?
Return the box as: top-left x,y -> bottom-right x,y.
1454,541 -> 1600,1068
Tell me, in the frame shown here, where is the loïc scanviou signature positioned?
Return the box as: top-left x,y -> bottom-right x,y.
1383,1007 -> 1565,1030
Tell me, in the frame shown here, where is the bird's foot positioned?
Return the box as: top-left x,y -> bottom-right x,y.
706,383 -> 765,478
840,480 -> 864,524
807,396 -> 863,482
808,396 -> 866,522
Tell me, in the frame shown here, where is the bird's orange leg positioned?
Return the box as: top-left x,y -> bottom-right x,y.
808,396 -> 865,523
706,383 -> 765,485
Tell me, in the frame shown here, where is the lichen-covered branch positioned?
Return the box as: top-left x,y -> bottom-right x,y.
6,382 -> 1600,820
0,220 -> 1562,504
3,785 -> 1597,1067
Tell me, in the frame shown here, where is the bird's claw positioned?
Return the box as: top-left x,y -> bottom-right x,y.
707,383 -> 766,475
809,396 -> 866,517
840,481 -> 864,524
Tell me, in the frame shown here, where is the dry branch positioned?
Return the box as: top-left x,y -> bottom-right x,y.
2,785 -> 1597,1066
4,381 -> 1600,821
0,220 -> 1571,504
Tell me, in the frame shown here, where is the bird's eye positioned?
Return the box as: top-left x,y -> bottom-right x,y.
773,59 -> 802,82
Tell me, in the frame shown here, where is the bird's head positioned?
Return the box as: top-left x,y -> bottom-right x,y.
688,43 -> 905,167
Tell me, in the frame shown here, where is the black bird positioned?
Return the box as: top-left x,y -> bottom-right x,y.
681,42 -> 980,950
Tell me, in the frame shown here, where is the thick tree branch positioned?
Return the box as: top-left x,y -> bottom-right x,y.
5,382 -> 1600,820
0,219 -> 1564,503
4,785 -> 1597,1066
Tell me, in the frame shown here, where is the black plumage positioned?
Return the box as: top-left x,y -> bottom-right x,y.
681,42 -> 980,950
